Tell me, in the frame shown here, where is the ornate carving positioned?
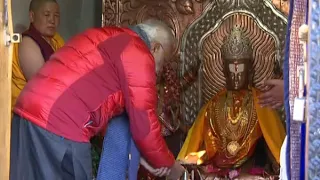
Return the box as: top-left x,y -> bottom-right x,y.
171,0 -> 194,15
285,0 -> 307,179
308,0 -> 320,178
221,26 -> 253,61
201,14 -> 278,102
100,2 -> 296,178
180,0 -> 288,124
102,0 -> 205,135
136,4 -> 180,54
119,0 -> 204,54
102,0 -> 118,26
120,1 -> 182,135
101,0 -> 290,131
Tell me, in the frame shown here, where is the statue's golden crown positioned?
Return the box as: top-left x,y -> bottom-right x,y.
221,26 -> 253,60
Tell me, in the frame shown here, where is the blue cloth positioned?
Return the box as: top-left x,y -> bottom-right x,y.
300,122 -> 306,179
283,0 -> 294,178
128,137 -> 141,180
300,0 -> 309,174
97,113 -> 140,180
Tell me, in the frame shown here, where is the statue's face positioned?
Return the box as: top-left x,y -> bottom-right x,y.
224,59 -> 251,90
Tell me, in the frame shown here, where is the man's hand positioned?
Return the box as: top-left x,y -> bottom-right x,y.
258,79 -> 284,109
140,158 -> 171,177
167,161 -> 185,180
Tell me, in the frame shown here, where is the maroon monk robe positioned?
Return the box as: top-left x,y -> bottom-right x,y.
22,24 -> 55,61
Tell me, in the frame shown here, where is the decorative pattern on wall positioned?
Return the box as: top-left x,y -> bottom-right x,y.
287,0 -> 307,179
102,0 -> 289,131
101,1 -> 293,179
101,0 -> 290,134
102,0 -> 206,135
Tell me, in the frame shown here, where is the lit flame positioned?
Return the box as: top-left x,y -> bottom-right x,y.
183,150 -> 206,165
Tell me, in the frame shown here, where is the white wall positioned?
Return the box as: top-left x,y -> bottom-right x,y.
12,0 -> 102,40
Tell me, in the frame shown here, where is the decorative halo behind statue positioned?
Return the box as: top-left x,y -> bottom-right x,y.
200,13 -> 279,102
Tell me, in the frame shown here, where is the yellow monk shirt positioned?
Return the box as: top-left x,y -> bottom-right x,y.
11,33 -> 64,111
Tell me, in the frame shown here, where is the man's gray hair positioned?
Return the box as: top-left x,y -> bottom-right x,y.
137,19 -> 175,52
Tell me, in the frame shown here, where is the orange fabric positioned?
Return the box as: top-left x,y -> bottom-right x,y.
253,89 -> 285,163
178,88 -> 285,166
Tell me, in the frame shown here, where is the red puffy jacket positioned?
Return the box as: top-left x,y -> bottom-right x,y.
14,27 -> 175,167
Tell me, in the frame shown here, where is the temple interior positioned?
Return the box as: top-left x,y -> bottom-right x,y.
3,0 -> 297,179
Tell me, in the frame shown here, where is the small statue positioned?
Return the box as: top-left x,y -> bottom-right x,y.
177,26 -> 286,178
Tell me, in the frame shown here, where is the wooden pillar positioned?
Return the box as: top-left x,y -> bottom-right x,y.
0,0 -> 13,179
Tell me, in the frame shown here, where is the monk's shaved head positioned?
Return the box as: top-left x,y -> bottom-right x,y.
29,0 -> 58,12
28,0 -> 60,37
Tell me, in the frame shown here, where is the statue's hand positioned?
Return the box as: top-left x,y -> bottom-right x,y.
258,79 -> 284,109
140,157 -> 171,177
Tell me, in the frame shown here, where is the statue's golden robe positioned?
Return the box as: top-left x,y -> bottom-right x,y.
178,88 -> 285,167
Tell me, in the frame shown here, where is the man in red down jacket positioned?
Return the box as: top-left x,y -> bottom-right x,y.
10,19 -> 184,180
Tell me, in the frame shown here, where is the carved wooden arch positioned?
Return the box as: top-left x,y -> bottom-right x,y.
101,0 -> 290,131
180,0 -> 288,125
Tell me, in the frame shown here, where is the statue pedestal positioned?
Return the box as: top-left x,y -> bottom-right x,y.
181,159 -> 279,180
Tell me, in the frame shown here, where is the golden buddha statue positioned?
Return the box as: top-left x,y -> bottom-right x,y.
177,26 -> 286,178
